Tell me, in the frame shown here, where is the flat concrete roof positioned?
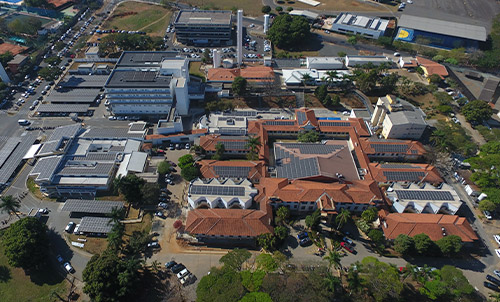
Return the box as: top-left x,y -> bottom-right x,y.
175,10 -> 232,26
116,51 -> 180,67
105,70 -> 172,88
399,14 -> 487,41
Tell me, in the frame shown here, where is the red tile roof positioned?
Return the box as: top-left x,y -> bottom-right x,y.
207,66 -> 275,83
379,210 -> 478,242
369,163 -> 443,184
416,56 -> 449,78
47,0 -> 73,8
255,178 -> 382,205
360,138 -> 427,156
198,159 -> 268,181
0,43 -> 28,56
185,207 -> 274,237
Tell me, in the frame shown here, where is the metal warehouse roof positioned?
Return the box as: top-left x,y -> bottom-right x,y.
37,104 -> 90,113
78,216 -> 114,234
61,199 -> 124,214
398,15 -> 487,42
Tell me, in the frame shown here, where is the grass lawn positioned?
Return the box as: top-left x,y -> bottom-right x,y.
182,0 -> 262,16
124,212 -> 153,236
102,1 -> 172,36
26,178 -> 56,202
0,236 -> 68,302
189,61 -> 205,80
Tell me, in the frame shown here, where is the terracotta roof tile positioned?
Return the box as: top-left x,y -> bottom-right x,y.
0,43 -> 28,56
207,67 -> 274,83
198,159 -> 268,181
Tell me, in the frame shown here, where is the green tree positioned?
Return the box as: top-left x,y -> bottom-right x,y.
274,225 -> 289,241
124,230 -> 152,256
219,248 -> 251,271
257,233 -> 276,251
323,249 -> 342,273
347,35 -> 358,45
436,235 -> 462,255
479,199 -> 496,212
213,142 -> 225,160
305,209 -> 321,229
44,56 -> 61,66
256,253 -> 278,272
7,18 -> 41,35
83,251 -> 142,302
330,94 -> 341,107
240,269 -> 266,292
335,208 -> 351,230
245,135 -> 261,160
440,265 -> 474,297
239,292 -> 272,302
0,51 -> 13,66
367,229 -> 384,245
466,141 -> 500,189
140,182 -> 160,205
38,66 -> 62,81
181,165 -> 200,181
232,76 -> 247,96
197,267 -> 245,302
0,195 -> 21,219
276,206 -> 290,223
337,51 -> 346,58
178,154 -> 195,169
314,84 -> 328,103
428,74 -> 442,85
297,130 -> 319,142
261,5 -> 272,13
359,257 -> 403,302
361,207 -> 378,222
3,217 -> 48,270
413,233 -> 433,255
267,14 -> 310,49
379,72 -> 399,94
275,6 -> 283,12
462,99 -> 493,124
286,6 -> 293,12
157,160 -> 171,175
393,234 -> 414,255
24,0 -> 53,8
116,174 -> 145,204
420,279 -> 448,300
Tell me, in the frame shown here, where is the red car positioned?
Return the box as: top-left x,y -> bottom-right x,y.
341,241 -> 356,254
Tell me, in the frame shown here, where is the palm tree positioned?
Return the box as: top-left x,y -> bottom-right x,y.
323,249 -> 342,274
0,195 -> 21,219
150,260 -> 161,273
245,135 -> 261,160
326,70 -> 339,87
108,206 -> 124,226
347,270 -> 363,296
301,73 -> 312,93
335,208 -> 351,230
490,293 -> 500,302
322,273 -> 341,293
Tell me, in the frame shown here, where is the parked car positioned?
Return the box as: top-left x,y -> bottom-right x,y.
494,235 -> 500,246
155,211 -> 166,219
495,249 -> 500,258
73,224 -> 81,235
158,202 -> 169,209
297,231 -> 308,240
494,270 -> 500,279
484,281 -> 500,292
65,222 -> 76,233
147,241 -> 160,249
64,262 -> 75,273
487,275 -> 500,286
171,263 -> 185,274
180,273 -> 192,285
341,241 -> 356,254
38,208 -> 49,214
343,237 -> 354,246
299,237 -> 312,247
165,261 -> 177,269
484,211 -> 493,220
177,268 -> 189,279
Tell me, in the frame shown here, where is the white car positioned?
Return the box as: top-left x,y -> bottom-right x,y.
64,262 -> 75,273
494,235 -> 500,246
496,249 -> 500,258
484,211 -> 493,220
177,268 -> 189,279
73,224 -> 80,234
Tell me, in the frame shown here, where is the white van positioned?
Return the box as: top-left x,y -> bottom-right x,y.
18,119 -> 30,126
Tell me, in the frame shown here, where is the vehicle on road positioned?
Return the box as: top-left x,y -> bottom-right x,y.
64,262 -> 75,273
487,275 -> 500,286
18,119 -> 31,126
38,208 -> 49,214
147,241 -> 160,249
299,237 -> 312,247
341,241 -> 356,254
484,281 -> 500,292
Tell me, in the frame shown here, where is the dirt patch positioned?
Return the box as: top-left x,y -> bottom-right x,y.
68,234 -> 108,255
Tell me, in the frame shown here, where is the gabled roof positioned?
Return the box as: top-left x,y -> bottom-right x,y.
185,207 -> 273,237
379,210 -> 478,242
416,57 -> 449,78
360,138 -> 426,156
199,134 -> 250,151
369,163 -> 442,184
198,160 -> 267,181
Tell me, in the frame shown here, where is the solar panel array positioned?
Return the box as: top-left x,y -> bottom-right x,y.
78,216 -> 114,234
124,71 -> 157,82
218,117 -> 245,121
81,128 -> 144,139
275,145 -> 320,179
319,121 -> 351,127
59,163 -> 114,176
31,156 -> 63,180
191,185 -> 246,196
129,123 -> 146,131
370,144 -> 409,153
216,128 -> 247,136
395,190 -> 454,201
297,111 -> 307,125
0,135 -> 36,185
279,143 -> 345,154
264,120 -> 295,126
383,171 -> 426,181
223,111 -> 256,117
213,166 -> 251,178
62,199 -> 124,214
82,153 -> 118,161
38,140 -> 62,155
381,164 -> 420,169
221,141 -> 247,150
48,124 -> 81,142
0,138 -> 20,169
37,104 -> 90,113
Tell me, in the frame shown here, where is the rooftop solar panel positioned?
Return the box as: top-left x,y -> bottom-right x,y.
0,138 -> 20,169
380,164 -> 420,169
264,120 -> 295,126
0,135 -> 36,185
395,190 -> 454,201
61,199 -> 124,214
383,171 -> 425,181
319,121 -> 351,127
279,143 -> 344,154
31,156 -> 63,180
78,216 -> 114,234
297,111 -> 307,125
220,141 -> 247,150
370,144 -> 409,153
213,166 -> 251,178
222,111 -> 257,117
58,163 -> 114,176
190,185 -> 246,196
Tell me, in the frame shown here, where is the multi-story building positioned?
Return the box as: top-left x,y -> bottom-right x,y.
371,94 -> 427,139
174,10 -> 233,46
104,51 -> 192,116
325,13 -> 389,39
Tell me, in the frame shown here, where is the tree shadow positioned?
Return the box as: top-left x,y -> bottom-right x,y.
0,265 -> 11,283
135,269 -> 173,302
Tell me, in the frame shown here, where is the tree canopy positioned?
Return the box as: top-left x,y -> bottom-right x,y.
181,165 -> 200,181
466,141 -> 500,196
430,120 -> 477,157
461,100 -> 493,124
267,14 -> 310,50
157,160 -> 171,175
115,174 -> 145,204
3,217 -> 48,270
140,182 -> 160,205
359,257 -> 403,302
297,130 -> 319,143
178,154 -> 195,169
232,76 -> 247,96
197,267 -> 245,302
436,235 -> 462,255
413,233 -> 434,255
219,248 -> 251,271
393,234 -> 414,255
